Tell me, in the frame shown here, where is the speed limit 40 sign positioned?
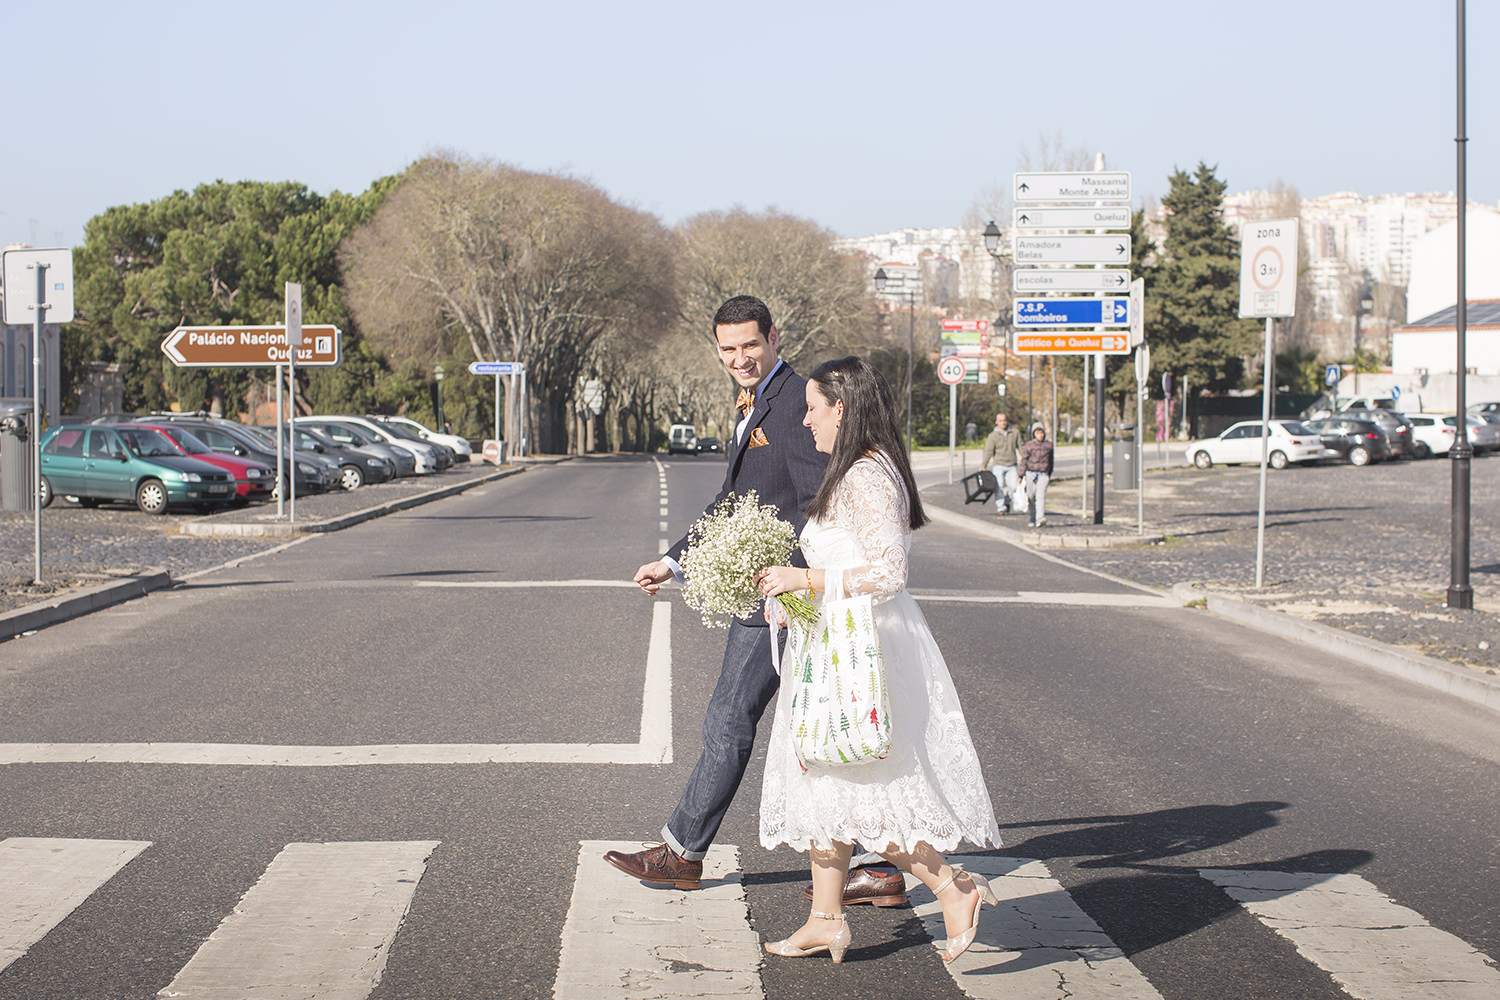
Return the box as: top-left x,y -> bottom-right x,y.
937,357 -> 967,385
1239,218 -> 1299,318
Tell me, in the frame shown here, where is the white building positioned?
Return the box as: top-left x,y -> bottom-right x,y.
1405,207 -> 1500,321
835,227 -> 999,305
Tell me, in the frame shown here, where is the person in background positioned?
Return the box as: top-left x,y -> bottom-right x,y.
980,412 -> 1022,515
1020,422 -> 1054,527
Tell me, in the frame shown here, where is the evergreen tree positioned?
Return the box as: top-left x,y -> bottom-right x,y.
1147,164 -> 1262,408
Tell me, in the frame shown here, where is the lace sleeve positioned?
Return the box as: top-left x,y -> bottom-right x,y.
831,458 -> 910,601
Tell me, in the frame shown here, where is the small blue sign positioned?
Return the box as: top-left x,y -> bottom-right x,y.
1324,364 -> 1340,387
469,361 -> 524,375
1013,298 -> 1129,327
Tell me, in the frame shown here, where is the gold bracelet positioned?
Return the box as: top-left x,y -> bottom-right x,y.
804,568 -> 813,597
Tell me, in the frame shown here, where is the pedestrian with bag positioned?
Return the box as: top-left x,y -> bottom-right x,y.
980,411 -> 1023,515
755,356 -> 1002,965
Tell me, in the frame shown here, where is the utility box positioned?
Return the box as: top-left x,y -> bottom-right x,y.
0,399 -> 33,512
1111,422 -> 1136,489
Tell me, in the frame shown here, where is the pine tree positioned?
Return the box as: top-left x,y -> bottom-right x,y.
1147,163 -> 1263,405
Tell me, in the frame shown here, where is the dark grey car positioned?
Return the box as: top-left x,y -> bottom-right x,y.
295,419 -> 419,477
1342,408 -> 1416,459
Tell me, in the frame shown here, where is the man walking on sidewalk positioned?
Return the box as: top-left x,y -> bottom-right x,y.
981,411 -> 1023,515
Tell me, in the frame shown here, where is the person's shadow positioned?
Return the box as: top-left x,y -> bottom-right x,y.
996,800 -> 1291,869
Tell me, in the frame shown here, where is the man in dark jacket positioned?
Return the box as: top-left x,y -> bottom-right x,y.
609,295 -> 906,906
980,412 -> 1023,514
1020,422 -> 1055,527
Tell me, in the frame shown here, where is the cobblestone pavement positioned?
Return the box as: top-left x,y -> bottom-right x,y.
924,453 -> 1500,676
0,464 -> 501,615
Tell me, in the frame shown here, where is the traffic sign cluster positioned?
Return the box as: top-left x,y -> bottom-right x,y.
1009,171 -> 1136,356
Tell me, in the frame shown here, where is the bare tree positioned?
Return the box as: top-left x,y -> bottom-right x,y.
340,154 -> 675,453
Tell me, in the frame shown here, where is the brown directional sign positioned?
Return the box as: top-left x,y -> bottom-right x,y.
161,325 -> 342,367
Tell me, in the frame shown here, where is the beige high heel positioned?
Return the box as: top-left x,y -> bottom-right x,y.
934,866 -> 998,963
764,910 -> 852,963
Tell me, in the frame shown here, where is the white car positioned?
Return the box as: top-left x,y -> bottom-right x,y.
371,415 -> 472,459
314,415 -> 445,474
1184,420 -> 1327,470
1409,412 -> 1500,456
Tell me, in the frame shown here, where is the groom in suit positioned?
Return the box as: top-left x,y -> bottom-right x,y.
609,295 -> 905,906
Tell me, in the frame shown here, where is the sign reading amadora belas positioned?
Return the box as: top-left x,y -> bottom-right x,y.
161,325 -> 343,367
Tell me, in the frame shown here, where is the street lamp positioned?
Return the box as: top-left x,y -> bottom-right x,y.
982,222 -> 1028,421
873,267 -> 915,451
433,362 -> 446,433
1353,278 -> 1374,395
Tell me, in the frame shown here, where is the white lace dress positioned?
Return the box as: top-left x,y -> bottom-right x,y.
760,455 -> 1002,855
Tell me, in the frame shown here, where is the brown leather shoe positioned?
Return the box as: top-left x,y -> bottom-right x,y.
803,863 -> 907,907
604,843 -> 703,890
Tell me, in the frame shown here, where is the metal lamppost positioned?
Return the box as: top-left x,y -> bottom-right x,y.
1352,279 -> 1374,395
982,221 -> 1021,418
433,363 -> 446,433
874,267 -> 915,450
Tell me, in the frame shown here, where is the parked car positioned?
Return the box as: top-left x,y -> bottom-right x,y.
369,417 -> 456,469
253,424 -> 396,490
293,418 -> 418,477
1303,417 -> 1391,466
1341,408 -> 1417,459
144,416 -> 338,494
668,424 -> 698,455
313,415 -> 445,473
39,424 -> 238,514
368,414 -> 472,460
1465,412 -> 1500,454
126,422 -> 274,502
1184,420 -> 1326,470
696,435 -> 723,454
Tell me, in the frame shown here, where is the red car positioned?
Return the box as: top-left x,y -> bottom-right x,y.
125,423 -> 275,502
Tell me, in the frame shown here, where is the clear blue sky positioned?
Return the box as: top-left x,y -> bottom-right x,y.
5,0 -> 1495,249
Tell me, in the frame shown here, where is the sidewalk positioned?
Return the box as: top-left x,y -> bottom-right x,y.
919,454 -> 1500,714
0,458 -> 557,637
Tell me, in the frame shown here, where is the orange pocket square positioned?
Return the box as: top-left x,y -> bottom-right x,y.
748,428 -> 770,448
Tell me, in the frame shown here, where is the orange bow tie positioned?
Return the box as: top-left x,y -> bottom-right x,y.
736,388 -> 755,415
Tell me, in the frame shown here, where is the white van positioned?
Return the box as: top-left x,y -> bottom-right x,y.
668,424 -> 698,455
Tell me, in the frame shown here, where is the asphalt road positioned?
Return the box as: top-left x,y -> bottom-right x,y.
1,454 -> 1497,1000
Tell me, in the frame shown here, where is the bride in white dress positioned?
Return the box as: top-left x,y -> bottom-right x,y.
755,356 -> 1001,965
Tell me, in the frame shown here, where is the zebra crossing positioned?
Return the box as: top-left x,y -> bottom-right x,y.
1,836 -> 1496,999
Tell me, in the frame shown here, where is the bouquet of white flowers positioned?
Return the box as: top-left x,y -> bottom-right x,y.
680,490 -> 819,630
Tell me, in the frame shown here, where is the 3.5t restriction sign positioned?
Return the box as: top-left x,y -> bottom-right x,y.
1238,219 -> 1299,318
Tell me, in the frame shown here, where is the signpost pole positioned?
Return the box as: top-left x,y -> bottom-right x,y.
287,356 -> 296,523
1093,353 -> 1105,525
31,263 -> 46,584
275,366 -> 284,519
1255,317 -> 1274,588
1081,359 -> 1089,517
948,382 -> 958,484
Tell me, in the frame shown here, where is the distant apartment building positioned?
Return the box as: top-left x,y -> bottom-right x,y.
834,227 -> 999,307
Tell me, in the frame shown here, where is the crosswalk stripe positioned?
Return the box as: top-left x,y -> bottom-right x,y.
556,841 -> 763,1000
0,837 -> 151,973
914,855 -> 1164,999
1200,868 -> 1500,1000
158,840 -> 438,1000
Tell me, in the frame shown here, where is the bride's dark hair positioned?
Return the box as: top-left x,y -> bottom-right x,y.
804,356 -> 927,529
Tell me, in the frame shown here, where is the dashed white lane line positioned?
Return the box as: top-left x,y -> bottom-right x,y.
555,841 -> 762,1000
0,603 -> 672,767
0,838 -> 152,973
159,841 -> 438,1000
1201,868 -> 1500,1000
914,592 -> 1174,608
914,855 -> 1164,999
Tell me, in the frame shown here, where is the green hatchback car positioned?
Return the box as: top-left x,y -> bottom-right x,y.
39,425 -> 238,515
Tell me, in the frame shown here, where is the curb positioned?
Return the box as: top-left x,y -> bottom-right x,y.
179,465 -> 526,538
926,504 -> 1165,549
2,570 -> 172,641
1170,582 -> 1500,715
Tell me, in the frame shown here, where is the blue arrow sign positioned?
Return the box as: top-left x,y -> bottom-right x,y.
1013,298 -> 1129,327
469,361 -> 524,375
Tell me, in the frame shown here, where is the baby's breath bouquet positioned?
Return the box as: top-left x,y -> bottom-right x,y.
680,490 -> 819,630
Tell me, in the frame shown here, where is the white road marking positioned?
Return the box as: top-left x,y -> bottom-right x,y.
914,592 -> 1174,608
0,838 -> 151,972
659,520 -> 669,531
555,841 -> 761,1000
414,579 -> 639,589
659,506 -> 670,516
0,603 -> 673,767
914,855 -> 1164,999
1201,868 -> 1500,1000
159,841 -> 437,1000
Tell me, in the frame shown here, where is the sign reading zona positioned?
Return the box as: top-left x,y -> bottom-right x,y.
162,325 -> 341,367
